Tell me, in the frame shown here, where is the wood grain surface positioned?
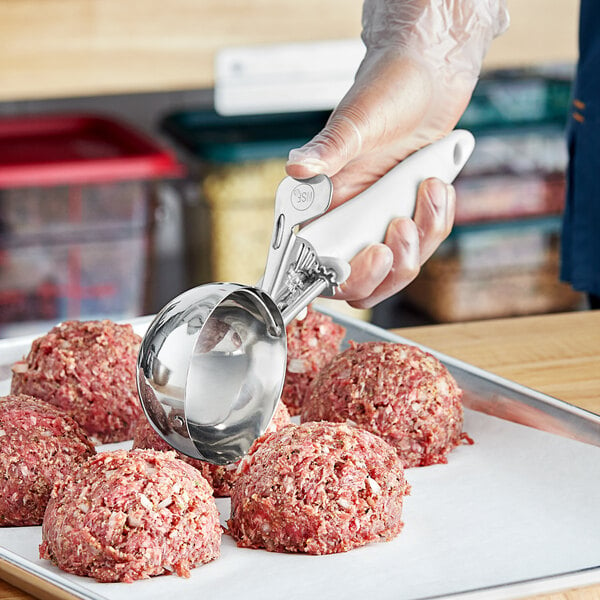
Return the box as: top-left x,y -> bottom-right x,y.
0,0 -> 579,101
0,0 -> 362,101
397,311 -> 600,416
1,310 -> 599,600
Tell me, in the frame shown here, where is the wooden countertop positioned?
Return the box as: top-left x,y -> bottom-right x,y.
396,310 -> 600,417
1,310 -> 599,600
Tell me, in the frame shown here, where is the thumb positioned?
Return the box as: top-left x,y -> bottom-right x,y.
285,106 -> 365,179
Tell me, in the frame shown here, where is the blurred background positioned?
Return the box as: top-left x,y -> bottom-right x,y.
0,0 -> 583,336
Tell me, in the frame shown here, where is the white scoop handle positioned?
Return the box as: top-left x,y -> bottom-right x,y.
299,130 -> 475,263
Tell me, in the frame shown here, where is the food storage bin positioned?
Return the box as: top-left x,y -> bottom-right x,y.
453,67 -> 570,223
402,68 -> 579,323
404,217 -> 583,322
161,109 -> 330,286
0,113 -> 182,336
457,67 -> 572,133
454,171 -> 566,225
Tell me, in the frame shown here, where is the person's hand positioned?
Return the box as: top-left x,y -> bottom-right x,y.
286,0 -> 508,309
335,177 -> 456,308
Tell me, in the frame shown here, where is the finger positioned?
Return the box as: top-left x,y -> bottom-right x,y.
334,243 -> 393,303
344,181 -> 453,308
346,218 -> 420,309
413,178 -> 455,265
285,108 -> 366,180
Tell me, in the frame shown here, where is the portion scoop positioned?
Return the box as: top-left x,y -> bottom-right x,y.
137,130 -> 476,465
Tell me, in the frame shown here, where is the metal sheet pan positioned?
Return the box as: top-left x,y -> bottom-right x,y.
1,312 -> 599,600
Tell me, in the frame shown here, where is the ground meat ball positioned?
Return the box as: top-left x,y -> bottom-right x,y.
227,421 -> 409,554
40,448 -> 221,583
302,342 -> 469,468
282,306 -> 346,416
132,401 -> 291,497
0,394 -> 96,527
11,320 -> 143,443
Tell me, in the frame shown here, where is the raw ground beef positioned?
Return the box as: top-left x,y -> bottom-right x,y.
40,448 -> 221,583
282,306 -> 346,416
0,394 -> 95,527
302,341 -> 470,468
132,401 -> 291,497
11,320 -> 143,444
227,421 -> 409,554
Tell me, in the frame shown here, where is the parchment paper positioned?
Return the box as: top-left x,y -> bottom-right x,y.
1,324 -> 599,600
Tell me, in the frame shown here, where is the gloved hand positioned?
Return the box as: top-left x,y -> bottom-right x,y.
286,0 -> 509,309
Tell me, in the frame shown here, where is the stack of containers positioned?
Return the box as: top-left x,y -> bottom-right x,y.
0,113 -> 182,336
404,68 -> 584,322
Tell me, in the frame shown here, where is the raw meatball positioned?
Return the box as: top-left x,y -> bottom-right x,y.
227,421 -> 409,554
40,449 -> 221,582
302,341 -> 469,468
132,401 -> 292,497
0,394 -> 96,527
282,306 -> 346,416
11,320 -> 143,443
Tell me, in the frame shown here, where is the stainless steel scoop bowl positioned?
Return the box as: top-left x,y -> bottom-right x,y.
137,130 -> 476,465
137,284 -> 287,465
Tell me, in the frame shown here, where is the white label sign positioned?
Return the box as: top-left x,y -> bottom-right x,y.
214,38 -> 365,116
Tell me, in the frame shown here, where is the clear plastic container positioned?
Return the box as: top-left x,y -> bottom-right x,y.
404,217 -> 583,322
0,113 -> 182,335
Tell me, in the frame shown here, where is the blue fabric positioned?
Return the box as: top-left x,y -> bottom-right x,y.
560,0 -> 600,296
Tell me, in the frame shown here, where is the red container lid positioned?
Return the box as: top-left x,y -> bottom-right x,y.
0,113 -> 183,188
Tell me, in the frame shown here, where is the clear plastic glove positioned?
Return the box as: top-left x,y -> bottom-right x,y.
286,0 -> 509,309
